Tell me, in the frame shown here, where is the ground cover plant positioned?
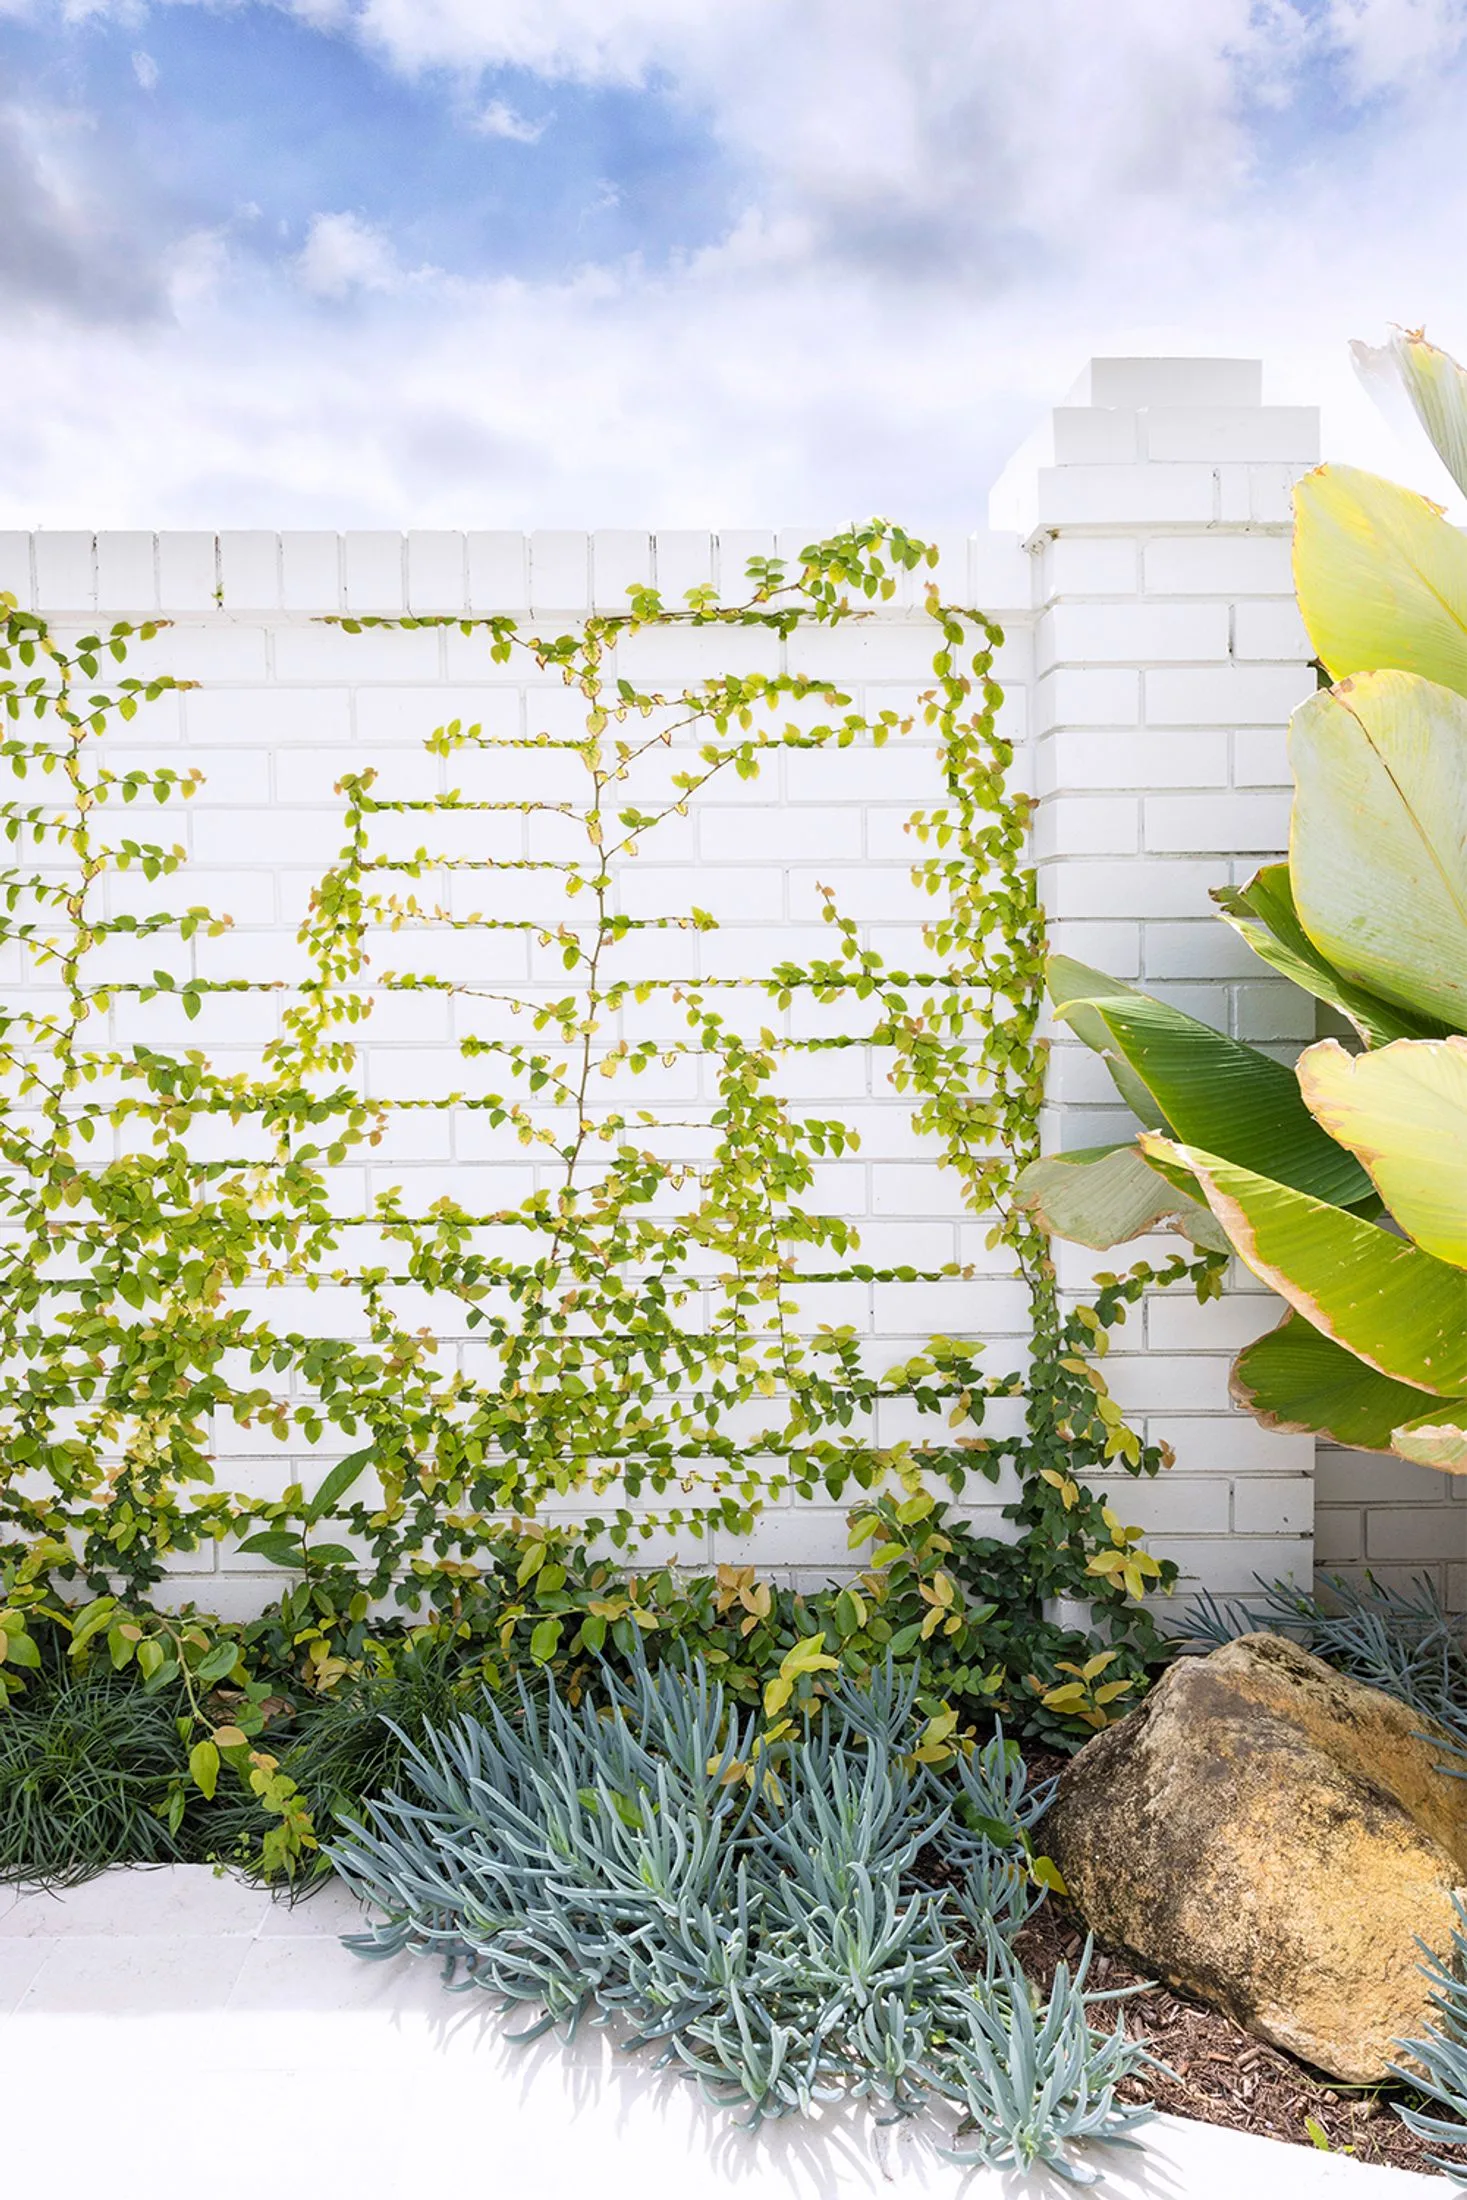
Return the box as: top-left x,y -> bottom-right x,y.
333,1653 -> 1155,2183
0,524 -> 1199,1865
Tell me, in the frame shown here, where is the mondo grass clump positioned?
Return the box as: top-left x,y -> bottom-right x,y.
212,1643 -> 482,1888
333,1657 -> 1154,2183
0,1674 -> 198,1889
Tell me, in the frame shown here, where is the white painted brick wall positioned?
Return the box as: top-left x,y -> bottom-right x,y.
12,352 -> 1456,1610
1015,358 -> 1322,1605
1014,356 -> 1464,1611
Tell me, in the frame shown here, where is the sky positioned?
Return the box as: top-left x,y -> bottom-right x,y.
2,0 -> 1467,528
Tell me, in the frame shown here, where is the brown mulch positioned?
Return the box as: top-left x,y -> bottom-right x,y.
1015,1900 -> 1452,2178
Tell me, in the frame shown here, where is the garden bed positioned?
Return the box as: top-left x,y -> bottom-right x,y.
1018,1898 -> 1445,2178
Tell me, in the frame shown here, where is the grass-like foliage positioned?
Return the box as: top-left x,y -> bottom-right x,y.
0,1674 -> 196,1888
332,1658 -> 1153,2183
1391,1897 -> 1467,2171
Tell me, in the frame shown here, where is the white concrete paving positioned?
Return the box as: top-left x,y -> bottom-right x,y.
0,1869 -> 1448,2197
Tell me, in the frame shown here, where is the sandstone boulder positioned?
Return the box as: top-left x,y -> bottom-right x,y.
1044,1630 -> 1467,2082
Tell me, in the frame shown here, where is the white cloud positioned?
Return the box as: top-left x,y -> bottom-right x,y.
472,98 -> 548,143
131,47 -> 158,88
295,209 -> 408,299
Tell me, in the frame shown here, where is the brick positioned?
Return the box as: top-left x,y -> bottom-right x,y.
1235,982 -> 1317,1042
218,531 -> 279,609
1037,727 -> 1227,792
1145,665 -> 1314,726
789,624 -> 938,681
280,533 -> 342,612
968,531 -> 1033,610
129,625 -> 269,682
1142,535 -> 1293,595
1040,601 -> 1228,670
1365,1506 -> 1464,1563
1315,1449 -> 1447,1506
617,864 -> 783,922
343,532 -> 405,614
0,533 -> 33,608
1314,1508 -> 1363,1564
34,532 -> 95,608
1043,920 -> 1141,976
1144,406 -> 1318,464
1143,791 -> 1290,853
1033,670 -> 1141,731
1232,599 -> 1311,661
405,531 -> 466,614
699,808 -> 861,861
1032,796 -> 1139,858
1142,922 -> 1260,980
1233,1476 -> 1312,1535
1037,463 -> 1216,526
782,745 -> 935,803
592,530 -> 652,610
184,688 -> 350,745
1044,1043 -> 1135,1106
1147,1295 -> 1279,1352
1051,408 -> 1139,464
716,530 -> 776,601
1082,358 -> 1262,408
95,532 -> 158,612
1043,537 -> 1139,596
271,622 -> 440,682
1248,465 -> 1305,523
652,530 -> 714,602
1232,729 -> 1292,786
467,532 -> 527,610
157,532 -> 218,611
1151,1538 -> 1312,1594
1090,1477 -> 1231,1535
1046,859 -> 1222,921
613,622 -> 782,685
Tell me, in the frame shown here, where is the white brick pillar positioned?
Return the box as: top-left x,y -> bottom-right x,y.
994,358 -> 1319,1602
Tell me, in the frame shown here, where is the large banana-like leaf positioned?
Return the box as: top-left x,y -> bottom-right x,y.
1294,464 -> 1467,693
1015,1143 -> 1229,1253
1212,864 -> 1444,1047
1047,958 -> 1167,1130
1391,1407 -> 1467,1474
1231,1307 -> 1449,1449
1049,962 -> 1370,1206
1290,671 -> 1467,1031
1143,1134 -> 1467,1396
1353,329 -> 1467,499
1297,1036 -> 1467,1266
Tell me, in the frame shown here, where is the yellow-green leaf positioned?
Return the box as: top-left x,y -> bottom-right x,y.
1016,1143 -> 1229,1254
1146,1134 -> 1467,1397
1290,672 -> 1467,1030
189,1739 -> 220,1800
1353,329 -> 1467,500
1297,1036 -> 1467,1265
1294,464 -> 1467,694
1391,1408 -> 1467,1473
1232,1309 -> 1445,1450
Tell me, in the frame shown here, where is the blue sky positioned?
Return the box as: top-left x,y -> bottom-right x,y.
1,0 -> 1466,526
0,4 -> 737,296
